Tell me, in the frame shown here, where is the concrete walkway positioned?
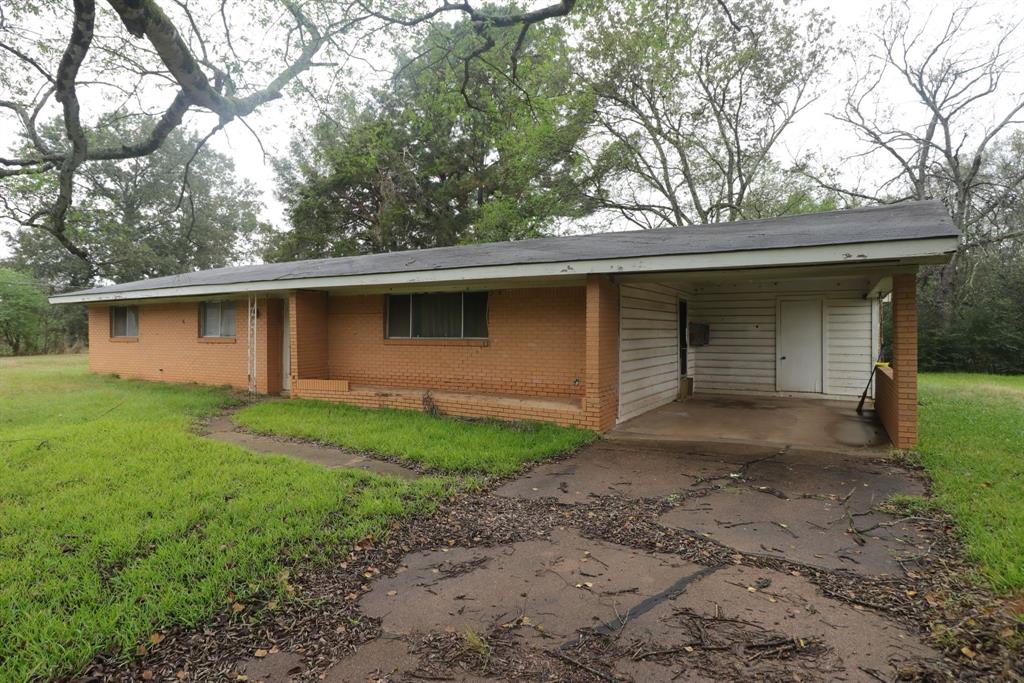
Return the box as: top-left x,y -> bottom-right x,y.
204,413 -> 419,479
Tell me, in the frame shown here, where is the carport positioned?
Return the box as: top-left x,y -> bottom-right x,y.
615,260 -> 928,450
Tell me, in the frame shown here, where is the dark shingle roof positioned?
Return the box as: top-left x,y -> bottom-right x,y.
53,200 -> 958,300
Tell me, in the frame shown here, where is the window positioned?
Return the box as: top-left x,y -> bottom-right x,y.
110,306 -> 138,337
200,301 -> 237,338
386,292 -> 488,339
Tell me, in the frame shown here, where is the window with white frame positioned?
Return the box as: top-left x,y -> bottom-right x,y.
200,301 -> 237,338
110,305 -> 139,337
386,292 -> 488,339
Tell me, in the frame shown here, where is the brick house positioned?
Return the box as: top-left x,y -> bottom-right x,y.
50,201 -> 959,448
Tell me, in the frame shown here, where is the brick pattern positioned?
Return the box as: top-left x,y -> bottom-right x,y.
87,283 -> 619,432
583,275 -> 620,432
87,298 -> 282,392
299,387 -> 587,428
290,291 -> 328,379
324,288 -> 586,399
888,273 -> 918,449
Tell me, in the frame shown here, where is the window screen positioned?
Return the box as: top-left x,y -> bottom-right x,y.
200,301 -> 236,337
110,306 -> 138,337
386,292 -> 488,339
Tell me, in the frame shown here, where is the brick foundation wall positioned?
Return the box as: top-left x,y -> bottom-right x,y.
324,287 -> 586,399
87,298 -> 282,392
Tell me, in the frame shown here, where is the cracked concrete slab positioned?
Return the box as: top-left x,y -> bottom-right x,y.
661,491 -> 931,576
615,564 -> 938,681
495,440 -> 780,503
359,528 -> 706,644
658,448 -> 929,576
321,439 -> 945,681
322,638 -> 492,683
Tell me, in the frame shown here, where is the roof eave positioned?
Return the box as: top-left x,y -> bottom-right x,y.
49,235 -> 959,305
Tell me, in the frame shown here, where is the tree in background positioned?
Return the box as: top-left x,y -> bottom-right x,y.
572,0 -> 834,228
815,1 -> 1024,373
5,120 -> 270,285
270,17 -> 598,259
0,0 -> 575,271
4,121 -> 271,346
0,267 -> 49,355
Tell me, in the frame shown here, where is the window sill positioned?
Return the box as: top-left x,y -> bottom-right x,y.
384,338 -> 489,347
109,336 -> 139,343
198,337 -> 237,344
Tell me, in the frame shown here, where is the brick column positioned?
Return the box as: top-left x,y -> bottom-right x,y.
583,275 -> 619,432
890,273 -> 918,449
289,290 -> 329,381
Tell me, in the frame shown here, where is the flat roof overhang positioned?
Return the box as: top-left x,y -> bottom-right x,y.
48,235 -> 958,305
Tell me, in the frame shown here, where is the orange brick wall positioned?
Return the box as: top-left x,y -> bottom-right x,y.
290,291 -> 328,379
888,273 -> 918,449
324,287 -> 587,399
583,275 -> 620,431
87,298 -> 283,392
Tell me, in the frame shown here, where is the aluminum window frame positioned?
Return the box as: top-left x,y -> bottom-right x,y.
199,300 -> 237,338
385,291 -> 488,340
109,305 -> 139,337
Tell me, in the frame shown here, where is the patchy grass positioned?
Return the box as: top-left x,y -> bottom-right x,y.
0,355 -> 452,681
918,373 -> 1024,593
234,399 -> 597,475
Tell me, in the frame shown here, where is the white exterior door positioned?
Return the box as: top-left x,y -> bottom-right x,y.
777,299 -> 822,393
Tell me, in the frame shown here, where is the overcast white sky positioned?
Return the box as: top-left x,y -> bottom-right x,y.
1,0 -> 1021,259
204,0 -> 1024,232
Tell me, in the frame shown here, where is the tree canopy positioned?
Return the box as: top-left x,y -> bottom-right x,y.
270,16 -> 598,259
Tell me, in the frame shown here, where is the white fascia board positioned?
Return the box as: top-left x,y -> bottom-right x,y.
49,236 -> 958,304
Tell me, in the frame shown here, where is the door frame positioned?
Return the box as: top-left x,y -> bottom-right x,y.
774,296 -> 826,394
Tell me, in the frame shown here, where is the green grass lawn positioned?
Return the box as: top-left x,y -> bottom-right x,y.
234,399 -> 597,475
918,373 -> 1024,593
0,356 -> 452,681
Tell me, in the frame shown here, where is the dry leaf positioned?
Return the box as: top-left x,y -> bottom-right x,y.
141,671 -> 154,681
254,648 -> 269,658
960,646 -> 977,658
387,590 -> 397,597
149,633 -> 165,645
232,602 -> 244,613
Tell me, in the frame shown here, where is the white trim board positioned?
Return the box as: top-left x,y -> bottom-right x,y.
50,236 -> 957,304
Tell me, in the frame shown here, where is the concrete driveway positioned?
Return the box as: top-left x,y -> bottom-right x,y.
293,437 -> 950,683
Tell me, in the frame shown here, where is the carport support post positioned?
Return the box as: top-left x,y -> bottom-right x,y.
584,274 -> 619,432
891,273 -> 918,449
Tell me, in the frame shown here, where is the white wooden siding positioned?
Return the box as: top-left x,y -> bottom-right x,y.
687,277 -> 875,398
618,283 -> 687,422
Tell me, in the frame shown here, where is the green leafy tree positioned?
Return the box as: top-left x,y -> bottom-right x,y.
270,17 -> 598,259
0,0 -> 575,266
5,120 -> 271,285
573,0 -> 834,228
0,267 -> 48,355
